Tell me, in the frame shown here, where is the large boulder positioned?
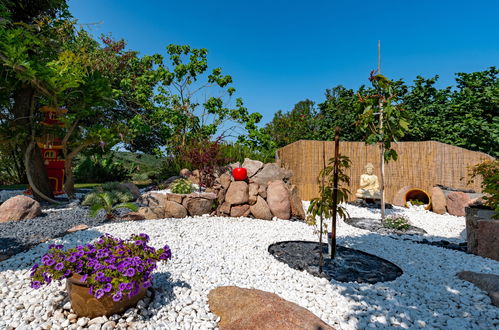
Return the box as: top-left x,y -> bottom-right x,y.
230,204 -> 251,217
242,158 -> 264,178
164,201 -> 188,218
258,184 -> 267,199
220,173 -> 232,190
430,186 -> 447,214
0,195 -> 41,222
121,212 -> 146,221
251,163 -> 292,186
182,195 -> 214,216
248,183 -> 259,197
138,192 -> 167,207
250,196 -> 273,220
119,182 -> 141,199
288,185 -> 305,220
138,206 -> 164,220
165,193 -> 184,204
457,271 -> 499,307
266,180 -> 291,220
225,181 -> 249,205
208,286 -> 333,330
446,191 -> 470,216
393,186 -> 412,207
466,207 -> 499,261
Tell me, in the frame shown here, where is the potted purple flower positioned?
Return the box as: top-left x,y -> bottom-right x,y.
30,233 -> 172,318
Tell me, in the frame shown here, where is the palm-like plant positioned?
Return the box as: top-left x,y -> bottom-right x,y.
89,192 -> 138,220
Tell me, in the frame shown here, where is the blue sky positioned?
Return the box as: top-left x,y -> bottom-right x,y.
69,0 -> 499,125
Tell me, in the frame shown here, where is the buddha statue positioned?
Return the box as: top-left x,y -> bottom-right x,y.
355,163 -> 381,199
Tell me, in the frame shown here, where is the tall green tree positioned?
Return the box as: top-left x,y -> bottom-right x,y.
263,99 -> 317,148
0,1 -> 74,200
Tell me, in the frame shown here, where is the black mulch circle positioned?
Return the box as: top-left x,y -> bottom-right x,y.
346,217 -> 427,235
268,241 -> 403,284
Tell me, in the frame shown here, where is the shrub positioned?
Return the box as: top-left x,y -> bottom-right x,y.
82,182 -> 134,206
383,215 -> 411,231
74,153 -> 131,183
30,233 -> 172,301
176,137 -> 228,190
88,192 -> 138,220
468,159 -> 499,219
170,178 -> 193,194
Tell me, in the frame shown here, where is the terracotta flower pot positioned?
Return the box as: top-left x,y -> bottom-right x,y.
66,275 -> 147,318
232,167 -> 248,181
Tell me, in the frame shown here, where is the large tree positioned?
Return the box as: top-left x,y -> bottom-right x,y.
0,1 -> 73,200
263,99 -> 318,148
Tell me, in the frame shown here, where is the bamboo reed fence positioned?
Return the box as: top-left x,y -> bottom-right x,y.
277,140 -> 495,203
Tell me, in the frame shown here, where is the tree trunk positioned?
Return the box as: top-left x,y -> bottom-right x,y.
12,86 -> 54,201
27,144 -> 56,201
64,155 -> 76,199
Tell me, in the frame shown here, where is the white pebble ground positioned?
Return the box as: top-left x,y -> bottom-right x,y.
0,203 -> 498,329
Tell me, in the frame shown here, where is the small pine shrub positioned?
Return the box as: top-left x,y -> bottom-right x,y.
383,215 -> 411,231
170,178 -> 193,194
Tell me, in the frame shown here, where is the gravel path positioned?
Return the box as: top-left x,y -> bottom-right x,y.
0,204 -> 498,329
0,206 -> 107,256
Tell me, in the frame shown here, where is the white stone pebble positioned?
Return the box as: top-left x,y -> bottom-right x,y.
0,203 -> 498,329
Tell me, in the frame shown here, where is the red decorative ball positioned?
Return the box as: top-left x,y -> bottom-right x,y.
232,167 -> 248,181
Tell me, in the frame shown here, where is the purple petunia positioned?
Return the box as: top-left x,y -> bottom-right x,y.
112,291 -> 122,302
124,268 -> 136,277
30,233 -> 172,300
103,283 -> 113,292
95,289 -> 105,299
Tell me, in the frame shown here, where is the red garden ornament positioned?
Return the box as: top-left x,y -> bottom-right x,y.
232,167 -> 248,181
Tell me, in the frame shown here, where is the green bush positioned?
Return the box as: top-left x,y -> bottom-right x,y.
82,182 -> 134,206
468,159 -> 499,219
88,192 -> 138,220
383,215 -> 411,231
151,157 -> 192,184
75,154 -> 131,183
170,178 -> 193,194
219,142 -> 275,164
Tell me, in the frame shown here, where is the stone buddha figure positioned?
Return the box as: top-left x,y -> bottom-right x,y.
355,163 -> 381,199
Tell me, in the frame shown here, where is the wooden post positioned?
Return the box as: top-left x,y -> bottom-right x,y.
319,142 -> 325,272
331,127 -> 340,259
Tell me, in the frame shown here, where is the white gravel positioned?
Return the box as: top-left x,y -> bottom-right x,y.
0,203 -> 498,329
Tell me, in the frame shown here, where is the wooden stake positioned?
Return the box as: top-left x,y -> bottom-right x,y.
378,40 -> 386,220
331,127 -> 340,259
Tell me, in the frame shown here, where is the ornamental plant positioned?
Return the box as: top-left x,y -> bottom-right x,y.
30,233 -> 172,302
468,159 -> 499,219
170,178 -> 193,194
88,192 -> 138,220
383,214 -> 411,231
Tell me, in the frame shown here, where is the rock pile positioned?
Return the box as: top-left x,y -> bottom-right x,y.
210,159 -> 305,220
136,192 -> 217,219
136,158 -> 305,220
